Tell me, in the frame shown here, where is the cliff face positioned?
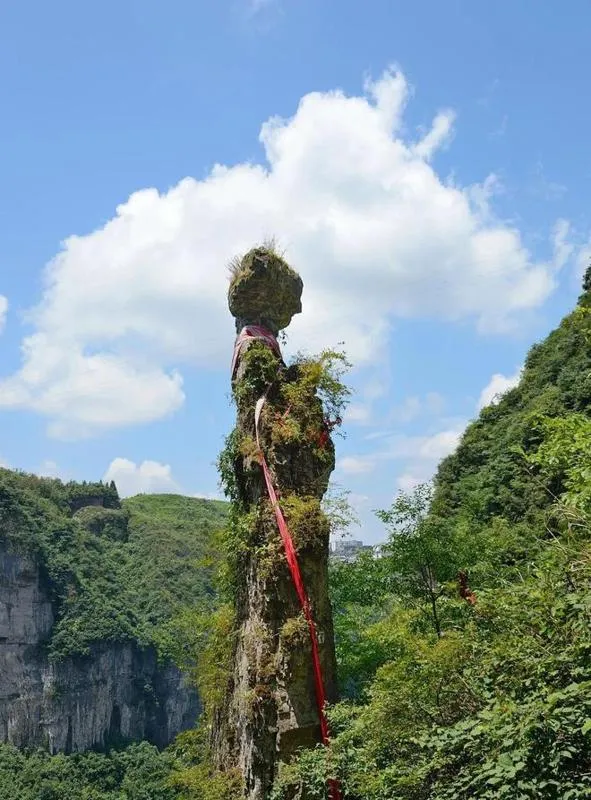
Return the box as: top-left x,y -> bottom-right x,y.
0,550 -> 199,755
0,472 -> 228,756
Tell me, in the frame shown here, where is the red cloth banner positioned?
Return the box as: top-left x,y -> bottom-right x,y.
254,397 -> 342,800
231,325 -> 282,379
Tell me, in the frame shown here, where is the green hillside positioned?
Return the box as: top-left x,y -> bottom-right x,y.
2,277 -> 591,799
121,493 -> 227,646
274,275 -> 591,799
0,742 -> 176,800
0,479 -> 228,799
0,473 -> 227,659
434,286 -> 591,529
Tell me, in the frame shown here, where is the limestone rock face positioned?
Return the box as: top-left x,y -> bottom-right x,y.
228,247 -> 303,334
0,549 -> 199,753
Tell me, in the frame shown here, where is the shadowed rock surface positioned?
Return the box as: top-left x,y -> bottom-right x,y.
0,475 -> 225,756
229,246 -> 303,334
0,549 -> 198,753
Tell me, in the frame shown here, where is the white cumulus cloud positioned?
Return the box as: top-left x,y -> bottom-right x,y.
412,110 -> 455,159
338,425 -> 464,479
104,458 -> 181,498
338,455 -> 378,475
551,219 -> 574,272
478,369 -> 522,410
416,429 -> 463,460
0,68 -> 570,438
344,403 -> 372,425
390,428 -> 464,489
396,472 -> 425,492
38,459 -> 60,478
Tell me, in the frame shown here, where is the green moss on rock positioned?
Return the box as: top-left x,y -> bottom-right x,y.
228,246 -> 303,333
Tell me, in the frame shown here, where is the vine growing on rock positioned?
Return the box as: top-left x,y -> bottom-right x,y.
217,346 -> 351,592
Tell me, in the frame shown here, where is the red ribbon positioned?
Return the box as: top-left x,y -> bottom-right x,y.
255,397 -> 342,800
231,325 -> 282,379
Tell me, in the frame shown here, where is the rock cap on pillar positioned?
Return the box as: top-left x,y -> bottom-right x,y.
228,246 -> 303,334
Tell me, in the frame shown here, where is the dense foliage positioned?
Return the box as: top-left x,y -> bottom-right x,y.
0,742 -> 175,800
0,484 -> 229,798
0,473 -> 226,658
2,277 -> 590,798
0,735 -> 243,800
271,277 -> 591,798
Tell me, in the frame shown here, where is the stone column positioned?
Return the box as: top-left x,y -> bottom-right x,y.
213,246 -> 339,799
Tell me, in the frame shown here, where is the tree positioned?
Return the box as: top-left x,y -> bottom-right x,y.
376,484 -> 455,637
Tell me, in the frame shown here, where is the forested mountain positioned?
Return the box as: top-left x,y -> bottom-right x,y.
275,274 -> 591,799
1,273 -> 591,799
0,474 -> 225,660
0,479 -> 226,798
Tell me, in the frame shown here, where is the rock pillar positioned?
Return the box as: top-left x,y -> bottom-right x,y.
214,246 -> 339,799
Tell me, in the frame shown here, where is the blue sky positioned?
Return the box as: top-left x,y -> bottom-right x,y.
1,0 -> 590,543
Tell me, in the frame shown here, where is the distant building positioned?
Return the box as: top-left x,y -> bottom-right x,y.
330,539 -> 376,563
372,543 -> 386,559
